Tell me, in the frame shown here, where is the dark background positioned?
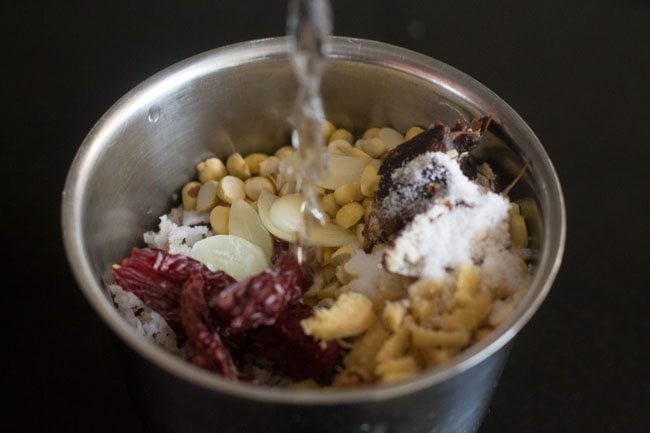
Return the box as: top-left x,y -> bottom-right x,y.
4,0 -> 649,432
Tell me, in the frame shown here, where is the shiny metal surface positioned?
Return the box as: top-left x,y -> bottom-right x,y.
62,37 -> 565,432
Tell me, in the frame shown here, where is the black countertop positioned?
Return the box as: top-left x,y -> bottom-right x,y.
5,1 -> 649,432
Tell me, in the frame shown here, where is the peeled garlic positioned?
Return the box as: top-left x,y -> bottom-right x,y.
195,180 -> 219,212
190,235 -> 268,281
261,192 -> 359,247
269,193 -> 304,234
229,199 -> 273,260
257,190 -> 297,242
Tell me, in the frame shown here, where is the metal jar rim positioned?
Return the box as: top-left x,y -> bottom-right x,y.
62,36 -> 566,405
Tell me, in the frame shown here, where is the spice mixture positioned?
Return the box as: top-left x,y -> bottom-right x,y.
111,119 -> 532,387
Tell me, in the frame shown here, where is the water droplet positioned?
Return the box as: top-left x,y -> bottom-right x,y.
147,106 -> 160,123
359,423 -> 389,433
407,20 -> 426,39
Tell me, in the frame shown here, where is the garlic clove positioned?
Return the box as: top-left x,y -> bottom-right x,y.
229,199 -> 274,260
190,235 -> 268,281
269,193 -> 304,234
257,190 -> 297,242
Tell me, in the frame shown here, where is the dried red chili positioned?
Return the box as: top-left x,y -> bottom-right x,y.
180,272 -> 238,379
247,303 -> 340,382
114,248 -> 332,381
112,248 -> 235,331
208,252 -> 310,334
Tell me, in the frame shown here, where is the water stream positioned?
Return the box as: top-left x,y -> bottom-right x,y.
287,0 -> 333,258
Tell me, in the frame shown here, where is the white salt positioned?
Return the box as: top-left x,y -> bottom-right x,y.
383,152 -> 529,291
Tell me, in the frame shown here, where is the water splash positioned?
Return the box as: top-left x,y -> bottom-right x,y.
147,106 -> 160,123
407,20 -> 426,39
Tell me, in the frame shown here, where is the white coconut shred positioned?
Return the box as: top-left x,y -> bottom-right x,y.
109,284 -> 180,354
143,207 -> 212,255
113,207 -> 212,355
